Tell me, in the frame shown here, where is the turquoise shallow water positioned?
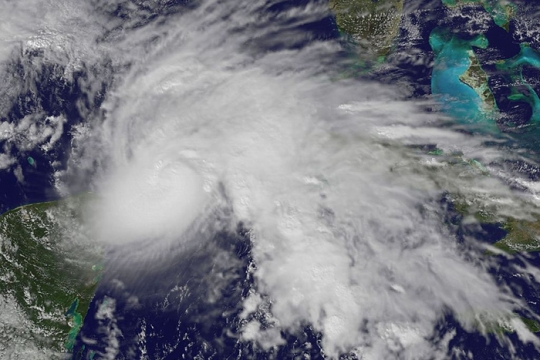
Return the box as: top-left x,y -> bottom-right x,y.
429,28 -> 493,128
498,45 -> 540,124
430,25 -> 540,135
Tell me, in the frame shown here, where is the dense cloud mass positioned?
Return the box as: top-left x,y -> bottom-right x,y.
2,0 -> 540,359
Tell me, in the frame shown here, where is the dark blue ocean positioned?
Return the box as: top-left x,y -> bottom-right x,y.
1,0 -> 540,358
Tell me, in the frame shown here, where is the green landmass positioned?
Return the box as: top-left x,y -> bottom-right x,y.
438,2 -> 540,130
459,52 -> 496,110
521,317 -> 540,333
441,0 -> 516,30
0,195 -> 102,356
429,28 -> 500,128
421,148 -> 540,253
493,218 -> 540,253
476,314 -> 540,335
450,194 -> 540,253
450,197 -> 540,334
329,0 -> 404,59
419,151 -> 540,333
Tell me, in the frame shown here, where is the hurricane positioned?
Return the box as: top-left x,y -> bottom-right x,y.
1,0 -> 540,359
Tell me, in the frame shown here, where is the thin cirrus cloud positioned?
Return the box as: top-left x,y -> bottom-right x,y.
0,0 -> 539,358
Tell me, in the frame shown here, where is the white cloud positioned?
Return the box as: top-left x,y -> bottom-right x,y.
1,0 -> 539,358
95,297 -> 123,360
77,0 -> 539,357
0,153 -> 14,169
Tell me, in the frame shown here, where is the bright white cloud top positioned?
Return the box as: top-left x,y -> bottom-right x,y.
1,0 -> 540,359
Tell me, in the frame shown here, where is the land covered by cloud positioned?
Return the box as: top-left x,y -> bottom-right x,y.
0,0 -> 539,358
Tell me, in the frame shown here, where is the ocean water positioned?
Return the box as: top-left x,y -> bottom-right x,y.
0,0 -> 540,359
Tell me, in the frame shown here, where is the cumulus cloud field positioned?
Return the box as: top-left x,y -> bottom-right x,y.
1,0 -> 540,358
